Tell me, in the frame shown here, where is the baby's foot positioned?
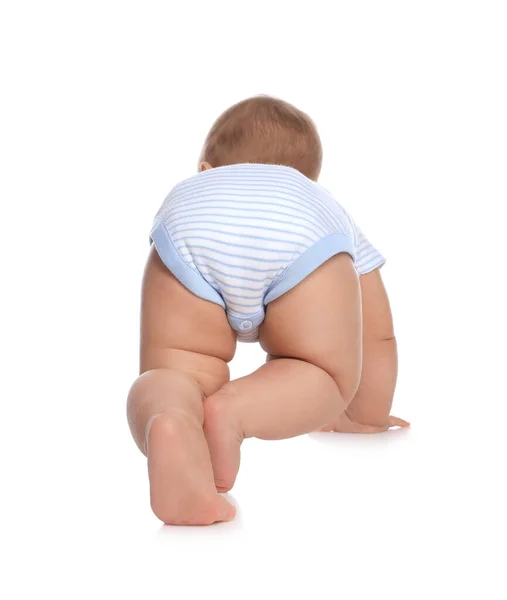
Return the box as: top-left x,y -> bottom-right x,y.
147,412 -> 236,525
203,392 -> 244,493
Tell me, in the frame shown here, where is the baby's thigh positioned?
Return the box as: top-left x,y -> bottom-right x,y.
140,246 -> 237,395
259,253 -> 362,399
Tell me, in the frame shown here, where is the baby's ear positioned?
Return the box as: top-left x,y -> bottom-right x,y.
200,161 -> 213,172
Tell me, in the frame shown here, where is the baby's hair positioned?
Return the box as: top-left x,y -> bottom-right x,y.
199,95 -> 323,180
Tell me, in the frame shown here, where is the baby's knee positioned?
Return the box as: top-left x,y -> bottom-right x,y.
127,368 -> 205,450
128,368 -> 204,409
203,383 -> 237,427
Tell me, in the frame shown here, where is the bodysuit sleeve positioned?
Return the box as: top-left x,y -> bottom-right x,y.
352,222 -> 386,275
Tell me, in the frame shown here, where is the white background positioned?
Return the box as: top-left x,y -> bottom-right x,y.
1,1 -> 506,598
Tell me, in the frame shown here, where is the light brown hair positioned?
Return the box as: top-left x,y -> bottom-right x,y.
199,95 -> 323,180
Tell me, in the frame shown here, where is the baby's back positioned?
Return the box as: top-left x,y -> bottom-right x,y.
151,163 -> 381,341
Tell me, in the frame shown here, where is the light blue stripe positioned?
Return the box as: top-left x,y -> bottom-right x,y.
173,168 -> 311,194
221,289 -> 264,300
184,168 -> 337,214
358,250 -> 384,266
171,212 -> 320,235
357,256 -> 386,274
168,178 -> 346,231
360,253 -> 384,267
167,189 -> 344,232
317,193 -> 347,231
171,180 -> 328,206
172,175 -> 315,192
177,244 -> 288,263
199,272 -> 263,298
171,227 -> 315,246
168,209 -> 328,238
167,186 -> 328,213
175,249 -> 281,273
169,220 -> 316,243
203,273 -> 266,292
357,247 -> 378,260
167,201 -> 329,229
173,169 -> 307,191
175,174 -> 308,187
168,189 -> 332,216
225,299 -> 263,309
168,234 -> 299,254
166,197 -> 331,231
191,260 -> 276,283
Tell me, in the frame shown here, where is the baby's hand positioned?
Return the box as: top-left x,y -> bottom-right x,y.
317,411 -> 410,434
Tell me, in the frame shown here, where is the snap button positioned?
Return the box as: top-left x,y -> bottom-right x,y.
240,320 -> 253,330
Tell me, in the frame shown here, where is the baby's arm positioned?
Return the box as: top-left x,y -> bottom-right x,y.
345,268 -> 401,426
320,267 -> 409,433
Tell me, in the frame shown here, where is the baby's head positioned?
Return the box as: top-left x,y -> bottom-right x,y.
199,95 -> 323,181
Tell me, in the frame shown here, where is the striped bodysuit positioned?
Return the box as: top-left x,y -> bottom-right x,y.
150,163 -> 385,342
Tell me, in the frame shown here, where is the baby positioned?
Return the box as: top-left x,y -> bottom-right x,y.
127,95 -> 410,526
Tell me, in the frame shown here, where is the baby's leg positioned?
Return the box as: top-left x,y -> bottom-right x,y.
127,247 -> 237,525
204,253 -> 362,492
